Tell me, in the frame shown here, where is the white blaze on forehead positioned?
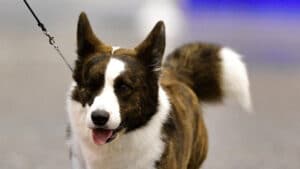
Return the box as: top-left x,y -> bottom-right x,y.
87,58 -> 126,129
105,58 -> 125,82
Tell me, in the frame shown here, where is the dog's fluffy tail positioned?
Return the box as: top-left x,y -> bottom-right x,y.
163,43 -> 251,111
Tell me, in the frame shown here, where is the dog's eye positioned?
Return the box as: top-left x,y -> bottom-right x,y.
115,81 -> 132,94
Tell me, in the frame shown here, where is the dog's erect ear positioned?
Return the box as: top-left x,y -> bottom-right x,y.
77,12 -> 106,57
135,21 -> 165,71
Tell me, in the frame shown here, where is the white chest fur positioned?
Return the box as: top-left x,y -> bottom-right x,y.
67,84 -> 170,169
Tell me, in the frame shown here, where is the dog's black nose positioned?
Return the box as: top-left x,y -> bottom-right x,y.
91,110 -> 109,126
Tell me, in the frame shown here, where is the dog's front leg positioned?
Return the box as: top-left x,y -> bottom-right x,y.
67,125 -> 86,169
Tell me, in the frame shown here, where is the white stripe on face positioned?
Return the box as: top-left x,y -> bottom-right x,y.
87,58 -> 126,129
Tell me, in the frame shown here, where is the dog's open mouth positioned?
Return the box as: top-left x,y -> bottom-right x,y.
92,128 -> 119,145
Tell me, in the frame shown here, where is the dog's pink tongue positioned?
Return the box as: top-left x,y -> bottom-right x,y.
92,129 -> 113,145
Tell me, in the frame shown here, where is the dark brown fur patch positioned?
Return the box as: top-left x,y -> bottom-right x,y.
163,43 -> 223,102
108,54 -> 160,132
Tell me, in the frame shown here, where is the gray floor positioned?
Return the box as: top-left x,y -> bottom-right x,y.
1,1 -> 300,169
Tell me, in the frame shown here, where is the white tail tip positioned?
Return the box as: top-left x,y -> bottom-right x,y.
220,47 -> 253,113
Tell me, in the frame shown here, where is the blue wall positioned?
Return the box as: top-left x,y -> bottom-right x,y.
184,0 -> 300,15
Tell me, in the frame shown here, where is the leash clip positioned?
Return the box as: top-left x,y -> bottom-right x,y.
43,30 -> 56,46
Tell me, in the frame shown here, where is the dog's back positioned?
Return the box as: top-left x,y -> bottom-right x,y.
157,43 -> 251,169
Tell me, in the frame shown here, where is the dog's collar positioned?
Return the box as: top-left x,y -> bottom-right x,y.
111,46 -> 120,54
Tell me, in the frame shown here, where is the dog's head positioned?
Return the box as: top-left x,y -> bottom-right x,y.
71,12 -> 165,145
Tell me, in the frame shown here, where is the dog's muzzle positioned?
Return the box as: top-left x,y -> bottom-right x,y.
89,109 -> 121,145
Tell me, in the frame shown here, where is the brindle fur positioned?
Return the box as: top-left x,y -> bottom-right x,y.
156,44 -> 223,168
69,12 -> 226,169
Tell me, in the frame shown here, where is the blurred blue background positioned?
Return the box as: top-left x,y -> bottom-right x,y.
0,0 -> 299,169
185,0 -> 300,14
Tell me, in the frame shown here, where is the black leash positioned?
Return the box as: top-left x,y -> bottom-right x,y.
23,0 -> 73,72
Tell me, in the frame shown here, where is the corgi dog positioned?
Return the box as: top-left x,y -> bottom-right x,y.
66,12 -> 251,169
